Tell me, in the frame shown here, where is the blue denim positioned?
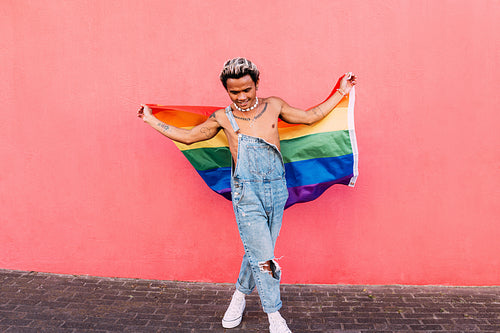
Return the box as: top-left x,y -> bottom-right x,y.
231,134 -> 289,313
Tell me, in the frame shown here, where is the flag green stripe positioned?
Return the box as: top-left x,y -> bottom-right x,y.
182,130 -> 353,171
181,146 -> 232,171
281,130 -> 352,163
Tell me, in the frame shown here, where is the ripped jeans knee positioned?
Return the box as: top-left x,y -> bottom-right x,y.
258,259 -> 281,280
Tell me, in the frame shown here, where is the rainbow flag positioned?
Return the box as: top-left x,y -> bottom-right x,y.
149,83 -> 358,209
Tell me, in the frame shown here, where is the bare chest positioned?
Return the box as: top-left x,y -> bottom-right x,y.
223,119 -> 280,163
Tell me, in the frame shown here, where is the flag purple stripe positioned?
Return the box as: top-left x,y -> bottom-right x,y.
285,174 -> 353,209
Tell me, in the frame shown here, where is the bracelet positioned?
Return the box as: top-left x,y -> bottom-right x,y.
336,88 -> 346,96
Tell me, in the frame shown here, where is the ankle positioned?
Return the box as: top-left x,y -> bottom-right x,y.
267,311 -> 282,321
234,289 -> 246,299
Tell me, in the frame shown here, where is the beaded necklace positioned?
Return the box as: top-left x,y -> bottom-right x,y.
233,97 -> 259,112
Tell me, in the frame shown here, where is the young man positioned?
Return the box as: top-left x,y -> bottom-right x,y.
138,58 -> 356,332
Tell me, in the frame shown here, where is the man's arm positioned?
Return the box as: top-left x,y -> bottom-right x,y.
279,73 -> 357,125
138,105 -> 221,145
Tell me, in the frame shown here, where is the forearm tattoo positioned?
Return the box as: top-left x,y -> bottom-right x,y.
157,122 -> 170,133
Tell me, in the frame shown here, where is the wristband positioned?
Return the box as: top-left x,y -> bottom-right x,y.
336,88 -> 346,96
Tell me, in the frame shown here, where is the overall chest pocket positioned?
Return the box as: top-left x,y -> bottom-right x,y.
246,145 -> 275,178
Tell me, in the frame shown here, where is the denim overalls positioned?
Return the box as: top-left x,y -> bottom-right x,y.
225,106 -> 289,313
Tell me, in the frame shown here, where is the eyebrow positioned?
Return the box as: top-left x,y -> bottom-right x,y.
229,87 -> 252,94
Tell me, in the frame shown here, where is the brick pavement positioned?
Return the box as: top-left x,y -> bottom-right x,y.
0,269 -> 499,332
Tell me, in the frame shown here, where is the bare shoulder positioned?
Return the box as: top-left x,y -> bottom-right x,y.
265,96 -> 285,105
208,108 -> 229,128
262,96 -> 286,113
209,108 -> 226,120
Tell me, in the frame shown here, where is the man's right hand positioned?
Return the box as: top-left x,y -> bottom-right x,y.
137,104 -> 154,123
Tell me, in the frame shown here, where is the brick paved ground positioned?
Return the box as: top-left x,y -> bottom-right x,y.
0,269 -> 499,332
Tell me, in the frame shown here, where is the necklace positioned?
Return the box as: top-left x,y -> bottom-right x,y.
233,103 -> 268,127
233,97 -> 259,112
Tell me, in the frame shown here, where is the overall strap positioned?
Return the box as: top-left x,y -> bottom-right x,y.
225,105 -> 240,133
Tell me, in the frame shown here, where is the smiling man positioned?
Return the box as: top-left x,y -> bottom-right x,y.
138,58 -> 356,332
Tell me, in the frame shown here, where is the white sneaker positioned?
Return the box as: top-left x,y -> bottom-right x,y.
222,291 -> 246,328
269,312 -> 292,333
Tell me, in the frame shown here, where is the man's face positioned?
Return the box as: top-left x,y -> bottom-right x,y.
226,75 -> 258,110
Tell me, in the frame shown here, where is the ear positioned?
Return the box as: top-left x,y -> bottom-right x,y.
255,79 -> 259,90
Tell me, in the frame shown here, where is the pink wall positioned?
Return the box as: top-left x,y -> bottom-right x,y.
1,0 -> 499,285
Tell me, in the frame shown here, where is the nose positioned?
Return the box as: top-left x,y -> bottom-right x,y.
236,92 -> 247,100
